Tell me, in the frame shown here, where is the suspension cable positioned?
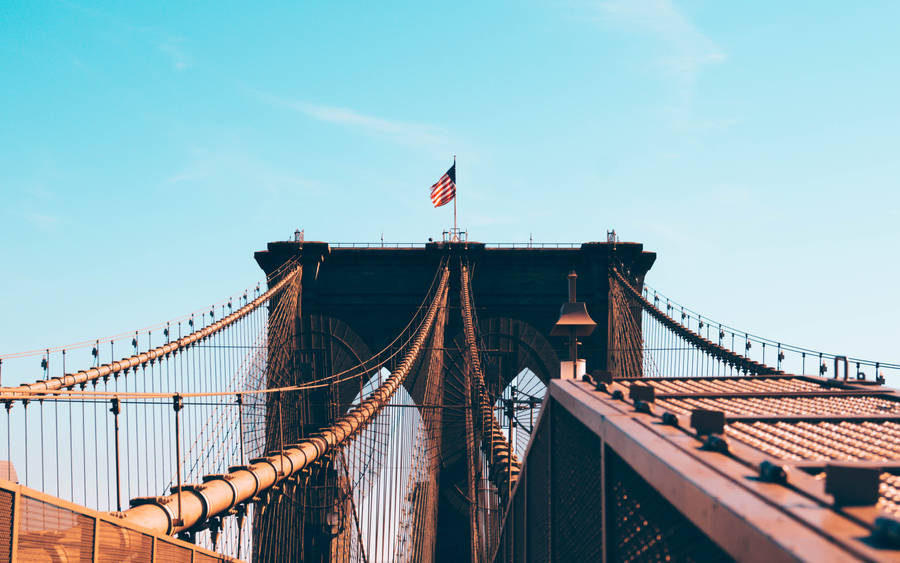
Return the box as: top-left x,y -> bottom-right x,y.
460,262 -> 520,498
2,259 -> 303,395
611,266 -> 781,375
119,261 -> 450,536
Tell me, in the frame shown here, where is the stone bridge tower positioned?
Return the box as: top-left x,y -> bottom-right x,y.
253,240 -> 655,562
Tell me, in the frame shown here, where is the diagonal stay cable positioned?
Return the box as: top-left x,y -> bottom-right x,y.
2,259 -> 303,395
610,265 -> 782,376
118,260 -> 450,536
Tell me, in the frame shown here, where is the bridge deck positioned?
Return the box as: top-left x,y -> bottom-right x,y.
498,375 -> 900,562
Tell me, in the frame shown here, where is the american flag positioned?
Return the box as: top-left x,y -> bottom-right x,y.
430,163 -> 456,207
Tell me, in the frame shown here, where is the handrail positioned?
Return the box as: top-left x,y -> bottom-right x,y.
2,263 -> 303,395
611,267 -> 782,376
330,242 -> 428,248
324,242 -> 584,249
0,255 -> 302,362
642,283 -> 900,371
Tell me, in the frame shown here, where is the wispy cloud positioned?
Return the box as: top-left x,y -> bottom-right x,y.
594,0 -> 727,130
159,39 -> 192,71
58,1 -> 195,72
10,182 -> 64,233
24,211 -> 61,232
253,91 -> 448,149
161,143 -> 324,199
597,0 -> 725,81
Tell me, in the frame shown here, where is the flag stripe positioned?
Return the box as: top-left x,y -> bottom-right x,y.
429,165 -> 456,207
430,176 -> 452,192
430,180 -> 451,192
433,193 -> 454,206
432,186 -> 455,206
431,183 -> 453,198
431,165 -> 456,207
431,185 -> 453,200
432,186 -> 453,199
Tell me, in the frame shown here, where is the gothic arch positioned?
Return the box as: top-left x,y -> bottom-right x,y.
298,313 -> 375,414
476,317 -> 560,396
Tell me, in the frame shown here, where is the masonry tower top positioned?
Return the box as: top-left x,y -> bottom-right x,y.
255,240 -> 656,380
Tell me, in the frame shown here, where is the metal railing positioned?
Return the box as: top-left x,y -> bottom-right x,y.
493,379 -> 898,562
484,243 -> 581,248
330,242 -> 428,248
316,242 -> 584,249
641,283 -> 900,383
0,479 -> 240,562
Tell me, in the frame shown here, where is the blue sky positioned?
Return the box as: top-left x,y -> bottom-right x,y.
1,1 -> 899,383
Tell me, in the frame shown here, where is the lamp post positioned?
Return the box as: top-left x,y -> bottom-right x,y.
551,271 -> 597,379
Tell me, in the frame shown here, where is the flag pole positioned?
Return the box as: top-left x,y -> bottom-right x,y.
453,155 -> 457,237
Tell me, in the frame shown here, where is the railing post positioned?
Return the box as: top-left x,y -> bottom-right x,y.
509,386 -> 516,503
601,433 -> 607,563
277,392 -> 285,476
546,397 -> 552,562
235,503 -> 246,559
173,394 -> 184,527
237,393 -> 245,465
110,397 -> 122,512
10,486 -> 21,563
92,516 -> 100,561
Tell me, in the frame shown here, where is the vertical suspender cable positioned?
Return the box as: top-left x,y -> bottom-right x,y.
111,397 -> 122,512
